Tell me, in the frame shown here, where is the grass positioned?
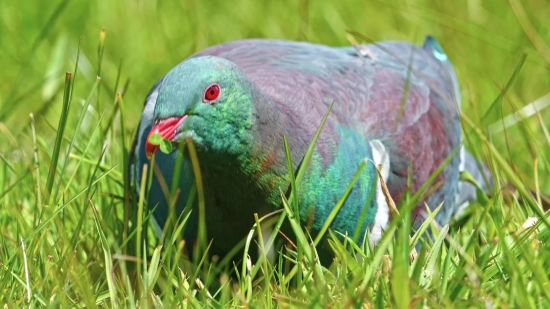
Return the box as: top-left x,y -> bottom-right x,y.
1,0 -> 550,307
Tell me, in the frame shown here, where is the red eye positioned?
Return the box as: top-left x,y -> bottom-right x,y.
203,84 -> 220,103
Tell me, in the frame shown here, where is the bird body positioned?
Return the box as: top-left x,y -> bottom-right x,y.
131,37 -> 482,258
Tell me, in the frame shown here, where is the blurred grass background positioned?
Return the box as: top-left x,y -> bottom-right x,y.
0,0 -> 550,306
1,0 -> 549,134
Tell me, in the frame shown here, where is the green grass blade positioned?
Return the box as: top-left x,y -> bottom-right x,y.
45,72 -> 72,204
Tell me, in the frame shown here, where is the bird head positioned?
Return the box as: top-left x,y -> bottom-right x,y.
145,56 -> 256,159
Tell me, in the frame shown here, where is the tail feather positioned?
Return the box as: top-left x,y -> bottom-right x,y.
423,35 -> 461,107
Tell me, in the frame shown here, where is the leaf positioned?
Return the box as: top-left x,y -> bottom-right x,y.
160,138 -> 173,154
148,133 -> 162,146
148,245 -> 163,290
45,72 -> 72,204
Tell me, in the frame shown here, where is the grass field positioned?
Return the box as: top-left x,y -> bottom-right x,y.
1,0 -> 550,307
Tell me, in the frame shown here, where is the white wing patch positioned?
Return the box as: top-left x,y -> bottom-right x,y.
369,140 -> 390,244
454,146 -> 470,218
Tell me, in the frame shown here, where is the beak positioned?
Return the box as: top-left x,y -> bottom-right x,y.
145,115 -> 187,159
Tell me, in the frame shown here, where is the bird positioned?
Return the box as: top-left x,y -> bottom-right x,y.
129,36 -> 489,261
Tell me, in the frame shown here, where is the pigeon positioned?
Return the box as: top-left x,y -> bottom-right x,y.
129,36 -> 489,259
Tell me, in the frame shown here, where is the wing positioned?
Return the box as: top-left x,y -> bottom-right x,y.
358,39 -> 462,225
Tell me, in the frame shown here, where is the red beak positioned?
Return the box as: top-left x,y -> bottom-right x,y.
145,115 -> 187,159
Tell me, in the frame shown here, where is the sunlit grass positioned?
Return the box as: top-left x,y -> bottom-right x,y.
0,0 -> 549,307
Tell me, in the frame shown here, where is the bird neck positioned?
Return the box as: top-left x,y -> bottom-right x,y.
239,92 -> 299,206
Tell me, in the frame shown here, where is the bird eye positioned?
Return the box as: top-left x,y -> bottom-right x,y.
203,84 -> 220,103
